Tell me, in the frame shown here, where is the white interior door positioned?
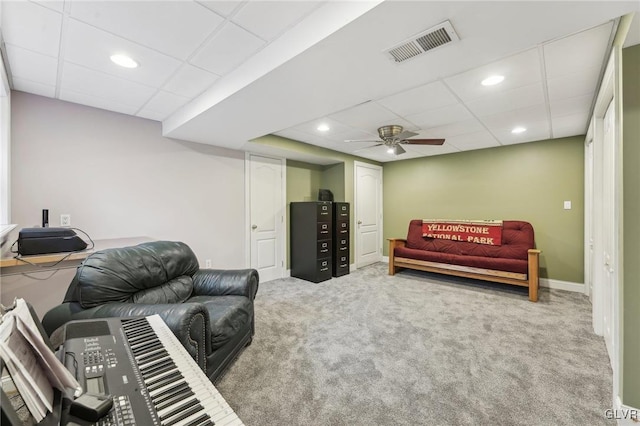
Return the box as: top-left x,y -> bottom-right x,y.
354,161 -> 382,268
601,99 -> 615,362
247,154 -> 285,283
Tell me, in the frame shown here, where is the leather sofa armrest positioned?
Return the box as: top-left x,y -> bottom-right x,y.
42,302 -> 211,372
192,269 -> 259,300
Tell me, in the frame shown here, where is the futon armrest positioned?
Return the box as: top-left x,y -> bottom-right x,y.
192,269 -> 259,300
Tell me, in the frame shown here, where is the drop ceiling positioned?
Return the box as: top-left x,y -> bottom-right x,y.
2,1 -> 639,163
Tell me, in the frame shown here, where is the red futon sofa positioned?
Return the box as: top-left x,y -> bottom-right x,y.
389,220 -> 541,302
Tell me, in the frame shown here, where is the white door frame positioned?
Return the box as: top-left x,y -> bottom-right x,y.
353,161 -> 383,268
587,49 -> 623,409
244,152 -> 286,281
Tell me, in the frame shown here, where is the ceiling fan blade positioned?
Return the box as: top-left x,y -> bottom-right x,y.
402,138 -> 446,145
344,139 -> 382,143
353,143 -> 383,152
395,130 -> 419,140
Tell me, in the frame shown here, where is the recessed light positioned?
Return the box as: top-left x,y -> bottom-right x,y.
481,75 -> 504,86
110,54 -> 138,69
387,148 -> 395,154
511,126 -> 527,134
317,124 -> 330,132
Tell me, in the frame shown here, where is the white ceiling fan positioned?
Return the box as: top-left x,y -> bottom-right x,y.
345,125 -> 445,155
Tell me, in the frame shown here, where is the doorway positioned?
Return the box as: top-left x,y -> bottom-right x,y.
245,153 -> 285,282
354,161 -> 383,268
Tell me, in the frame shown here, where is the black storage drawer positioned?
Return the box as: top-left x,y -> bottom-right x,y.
336,220 -> 349,235
317,203 -> 332,219
332,202 -> 350,277
317,240 -> 331,258
317,222 -> 331,239
291,201 -> 333,283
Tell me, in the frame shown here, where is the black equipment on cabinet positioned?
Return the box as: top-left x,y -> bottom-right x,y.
332,202 -> 350,277
290,201 -> 333,283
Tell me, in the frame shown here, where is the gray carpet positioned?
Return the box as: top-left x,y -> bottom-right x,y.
217,262 -> 613,426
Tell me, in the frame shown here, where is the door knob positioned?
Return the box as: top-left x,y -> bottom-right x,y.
357,220 -> 362,225
252,224 -> 257,230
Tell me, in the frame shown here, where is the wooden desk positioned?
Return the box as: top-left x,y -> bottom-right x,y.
0,237 -> 153,269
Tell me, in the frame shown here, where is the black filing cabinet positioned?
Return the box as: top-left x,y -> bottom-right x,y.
290,201 -> 333,283
332,202 -> 350,277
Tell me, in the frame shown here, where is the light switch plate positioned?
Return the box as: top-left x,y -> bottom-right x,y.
563,201 -> 572,210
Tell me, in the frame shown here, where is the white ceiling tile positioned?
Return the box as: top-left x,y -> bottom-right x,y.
61,62 -> 156,107
544,21 -> 614,79
547,66 -> 601,101
140,91 -> 191,121
12,78 -> 56,98
5,44 -> 58,86
190,22 -> 265,75
197,1 -> 243,17
466,83 -> 546,117
377,81 -> 458,117
293,117 -> 354,138
444,48 -> 542,102
328,102 -> 403,133
31,1 -> 65,13
552,112 -> 589,138
406,104 -> 473,130
233,1 -> 321,41
497,127 -> 552,145
64,20 -> 182,87
273,128 -> 315,143
445,130 -> 500,151
550,93 -> 593,118
480,104 -> 548,129
162,65 -> 220,98
328,128 -> 378,144
402,143 -> 460,156
59,88 -> 140,116
69,1 -> 225,60
0,1 -> 62,57
419,119 -> 485,138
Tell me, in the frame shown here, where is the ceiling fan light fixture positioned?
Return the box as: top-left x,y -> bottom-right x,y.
110,54 -> 138,69
378,125 -> 403,140
481,75 -> 504,86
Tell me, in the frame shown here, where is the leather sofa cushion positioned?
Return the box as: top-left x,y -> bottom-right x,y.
75,241 -> 200,308
189,295 -> 253,350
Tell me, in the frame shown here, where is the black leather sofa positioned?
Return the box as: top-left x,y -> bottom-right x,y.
42,241 -> 259,383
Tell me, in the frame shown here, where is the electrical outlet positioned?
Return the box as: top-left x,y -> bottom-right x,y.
205,259 -> 212,268
60,214 -> 71,227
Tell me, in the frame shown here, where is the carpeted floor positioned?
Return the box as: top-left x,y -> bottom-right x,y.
217,262 -> 613,426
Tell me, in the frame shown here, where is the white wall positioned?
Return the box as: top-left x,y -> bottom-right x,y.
10,91 -> 247,268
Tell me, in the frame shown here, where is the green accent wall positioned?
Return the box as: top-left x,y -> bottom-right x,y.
623,43 -> 640,408
383,136 -> 585,283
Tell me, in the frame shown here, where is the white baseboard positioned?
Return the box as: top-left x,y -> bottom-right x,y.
382,256 -> 389,263
349,263 -> 356,272
613,396 -> 640,424
284,269 -> 291,278
539,278 -> 584,293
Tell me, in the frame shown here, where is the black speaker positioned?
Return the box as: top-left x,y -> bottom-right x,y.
318,189 -> 333,202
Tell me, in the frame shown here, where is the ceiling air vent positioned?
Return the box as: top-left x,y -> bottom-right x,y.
385,21 -> 460,64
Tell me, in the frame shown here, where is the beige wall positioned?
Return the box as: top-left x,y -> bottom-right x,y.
383,136 -> 585,283
9,92 -> 247,268
622,43 -> 640,408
